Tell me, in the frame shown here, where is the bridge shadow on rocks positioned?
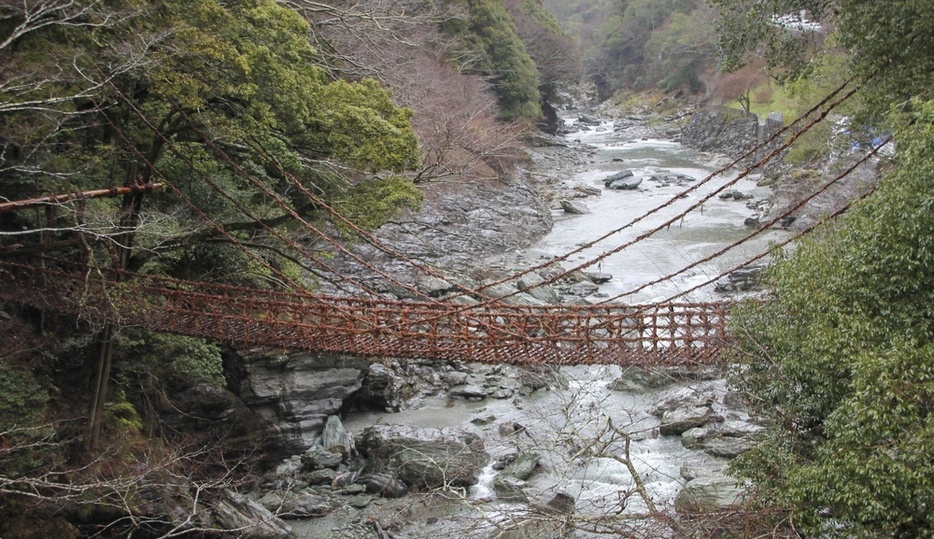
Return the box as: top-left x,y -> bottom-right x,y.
0,260 -> 733,366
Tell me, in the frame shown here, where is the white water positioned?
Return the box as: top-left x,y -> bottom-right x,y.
523,118 -> 786,304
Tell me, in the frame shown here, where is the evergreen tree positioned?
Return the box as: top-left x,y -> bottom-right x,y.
720,1 -> 934,535
465,0 -> 541,120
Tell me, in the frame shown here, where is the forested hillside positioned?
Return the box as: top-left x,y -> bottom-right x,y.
0,1 -> 577,536
718,0 -> 934,536
3,0 -> 934,537
543,0 -> 718,99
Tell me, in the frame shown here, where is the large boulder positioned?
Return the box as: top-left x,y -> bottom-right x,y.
212,490 -> 293,538
503,452 -> 542,481
235,352 -> 367,458
357,425 -> 489,490
515,272 -> 560,304
560,199 -> 591,214
319,415 -> 355,457
603,170 -> 643,190
517,365 -> 569,393
256,490 -> 335,518
497,491 -> 576,539
659,406 -> 713,436
157,383 -> 264,444
675,474 -> 747,514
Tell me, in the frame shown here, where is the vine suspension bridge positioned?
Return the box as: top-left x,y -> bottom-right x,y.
0,78 -> 885,368
0,260 -> 730,366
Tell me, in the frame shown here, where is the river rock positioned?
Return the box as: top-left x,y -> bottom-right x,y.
493,475 -> 528,502
416,274 -> 462,297
481,281 -> 544,306
156,383 -> 264,445
560,200 -> 590,214
357,425 -> 489,489
714,265 -> 764,293
517,366 -> 569,393
303,468 -> 338,486
719,189 -> 754,201
602,169 -> 634,184
496,491 -> 576,539
346,495 -> 374,509
681,427 -> 708,449
212,490 -> 293,538
675,474 -> 747,514
717,417 -> 765,437
681,108 -> 759,160
567,280 -> 599,296
257,490 -> 335,518
235,352 -> 367,458
301,446 -> 343,471
356,363 -> 402,412
132,478 -> 212,533
355,360 -> 440,413
320,415 -> 355,457
575,185 -> 602,196
450,383 -> 488,400
701,436 -> 755,458
659,406 -> 713,436
516,272 -> 560,304
604,171 -> 643,190
503,452 -> 542,481
582,271 -> 613,284
443,370 -> 470,386
505,292 -> 550,307
356,473 -> 409,498
577,114 -> 602,126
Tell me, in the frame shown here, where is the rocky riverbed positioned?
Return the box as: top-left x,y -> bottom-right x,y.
155,99 -> 883,538
222,106 -> 783,539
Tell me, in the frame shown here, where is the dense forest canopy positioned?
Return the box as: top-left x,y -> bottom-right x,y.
0,1 -> 579,535
543,0 -> 719,99
719,0 -> 934,536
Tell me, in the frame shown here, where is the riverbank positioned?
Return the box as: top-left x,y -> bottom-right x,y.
258,95 -> 886,537
261,105 -> 775,539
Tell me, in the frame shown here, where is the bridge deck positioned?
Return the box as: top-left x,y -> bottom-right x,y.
0,262 -> 731,366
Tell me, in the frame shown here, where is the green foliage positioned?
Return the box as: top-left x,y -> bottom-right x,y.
104,392 -> 144,433
1,0 -> 423,283
592,0 -> 706,95
782,119 -> 837,165
644,9 -> 716,93
729,99 -> 934,537
123,332 -> 225,389
712,0 -> 934,119
465,0 -> 541,120
336,176 -> 424,232
0,363 -> 54,474
309,80 -> 420,172
520,0 -> 563,34
0,363 -> 49,432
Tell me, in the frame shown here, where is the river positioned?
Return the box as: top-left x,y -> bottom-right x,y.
289,115 -> 777,538
519,116 -> 786,304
